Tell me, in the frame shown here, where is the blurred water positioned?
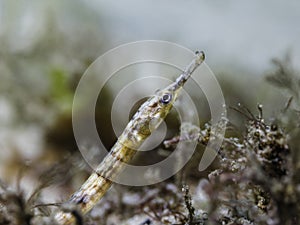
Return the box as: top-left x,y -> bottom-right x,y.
1,0 -> 299,74
87,0 -> 300,73
0,0 -> 300,77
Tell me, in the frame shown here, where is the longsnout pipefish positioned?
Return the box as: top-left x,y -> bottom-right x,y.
54,51 -> 205,224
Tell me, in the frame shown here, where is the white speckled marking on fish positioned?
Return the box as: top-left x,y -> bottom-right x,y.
54,51 -> 205,225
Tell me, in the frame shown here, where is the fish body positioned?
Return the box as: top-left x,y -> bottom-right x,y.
54,51 -> 205,224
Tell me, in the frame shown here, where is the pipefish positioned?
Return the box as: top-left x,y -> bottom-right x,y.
54,51 -> 205,224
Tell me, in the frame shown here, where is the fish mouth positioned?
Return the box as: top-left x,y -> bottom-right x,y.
168,51 -> 205,92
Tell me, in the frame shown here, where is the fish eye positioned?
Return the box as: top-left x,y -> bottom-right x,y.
160,93 -> 172,104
